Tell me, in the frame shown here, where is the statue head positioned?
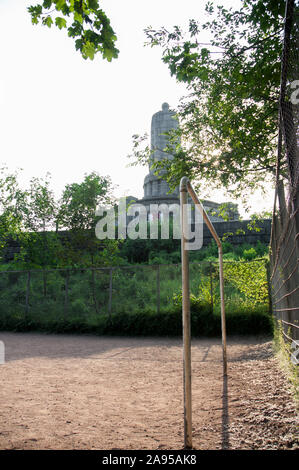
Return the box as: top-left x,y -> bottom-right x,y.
162,102 -> 169,112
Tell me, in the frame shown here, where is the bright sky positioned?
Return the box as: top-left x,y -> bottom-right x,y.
0,0 -> 274,217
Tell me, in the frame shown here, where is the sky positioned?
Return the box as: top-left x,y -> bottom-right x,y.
0,0 -> 274,217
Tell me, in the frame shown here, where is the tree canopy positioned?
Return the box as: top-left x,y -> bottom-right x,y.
131,0 -> 290,202
57,172 -> 113,231
0,168 -> 118,268
28,0 -> 119,61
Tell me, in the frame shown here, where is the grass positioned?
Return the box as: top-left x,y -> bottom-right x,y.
273,321 -> 299,407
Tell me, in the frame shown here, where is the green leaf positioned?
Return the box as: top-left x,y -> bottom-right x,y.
82,41 -> 95,60
75,38 -> 84,51
55,0 -> 66,10
87,0 -> 99,9
43,0 -> 53,8
103,48 -> 116,62
74,10 -> 84,24
28,1 -> 118,62
55,17 -> 67,29
43,16 -> 53,28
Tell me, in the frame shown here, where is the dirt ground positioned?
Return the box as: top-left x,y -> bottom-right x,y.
0,332 -> 298,450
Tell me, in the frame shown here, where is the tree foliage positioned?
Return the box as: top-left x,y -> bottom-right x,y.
0,168 -> 119,268
134,0 -> 289,199
28,0 -> 119,61
223,259 -> 269,306
56,172 -> 116,267
0,167 -> 24,253
18,174 -> 57,233
57,171 -> 113,231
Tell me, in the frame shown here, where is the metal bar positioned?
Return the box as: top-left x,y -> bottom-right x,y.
218,245 -> 227,376
272,285 -> 299,304
270,216 -> 297,281
265,260 -> 273,314
271,256 -> 299,295
179,176 -> 229,448
282,330 -> 294,343
273,307 -> 299,312
209,262 -> 214,314
180,178 -> 192,449
186,181 -> 222,248
281,320 -> 299,329
181,177 -> 227,375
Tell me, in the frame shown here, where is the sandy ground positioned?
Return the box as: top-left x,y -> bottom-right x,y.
0,332 -> 298,450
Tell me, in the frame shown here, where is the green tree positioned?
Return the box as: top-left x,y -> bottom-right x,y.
15,174 -> 61,270
133,0 -> 289,200
0,167 -> 24,260
57,171 -> 119,267
57,171 -> 112,232
56,171 -> 119,314
28,0 -> 119,61
19,174 -> 57,234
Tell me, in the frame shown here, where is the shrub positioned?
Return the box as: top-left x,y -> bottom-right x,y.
0,303 -> 273,337
242,247 -> 257,260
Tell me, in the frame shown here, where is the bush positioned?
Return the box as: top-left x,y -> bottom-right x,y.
0,256 -> 271,337
242,247 -> 257,260
0,303 -> 273,337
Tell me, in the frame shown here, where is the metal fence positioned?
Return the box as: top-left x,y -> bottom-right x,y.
0,259 -> 269,324
269,0 -> 299,343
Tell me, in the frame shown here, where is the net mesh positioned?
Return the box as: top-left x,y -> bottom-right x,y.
270,0 -> 299,342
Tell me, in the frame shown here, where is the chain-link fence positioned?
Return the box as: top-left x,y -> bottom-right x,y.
0,259 -> 269,326
269,0 -> 299,343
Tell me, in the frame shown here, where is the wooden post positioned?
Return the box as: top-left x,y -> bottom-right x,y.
43,270 -> 47,297
156,265 -> 160,314
25,270 -> 31,317
209,262 -> 214,313
218,247 -> 227,376
180,178 -> 192,449
179,176 -> 230,448
186,178 -> 228,376
108,268 -> 113,319
64,270 -> 69,316
91,268 -> 100,315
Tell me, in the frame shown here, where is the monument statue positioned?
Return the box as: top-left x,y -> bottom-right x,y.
143,102 -> 179,200
131,103 -> 239,222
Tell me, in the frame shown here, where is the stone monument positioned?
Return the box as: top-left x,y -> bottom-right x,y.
135,103 -> 239,222
142,102 -> 180,208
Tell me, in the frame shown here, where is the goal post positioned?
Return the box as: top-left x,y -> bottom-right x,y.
180,177 -> 227,449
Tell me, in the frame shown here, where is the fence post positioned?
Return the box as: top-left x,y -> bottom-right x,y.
265,260 -> 272,314
43,270 -> 47,297
209,262 -> 214,313
64,269 -> 69,317
156,265 -> 160,314
108,268 -> 113,319
25,270 -> 31,317
218,247 -> 227,376
180,178 -> 192,449
91,268 -> 100,315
